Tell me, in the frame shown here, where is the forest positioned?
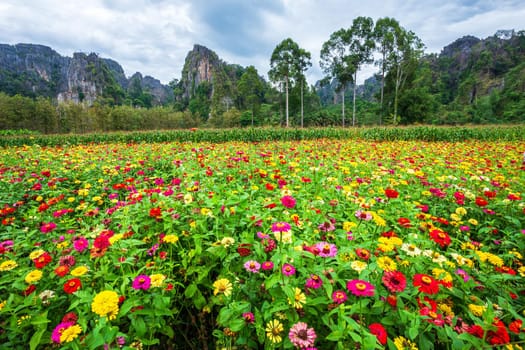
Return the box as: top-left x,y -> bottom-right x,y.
0,17 -> 524,133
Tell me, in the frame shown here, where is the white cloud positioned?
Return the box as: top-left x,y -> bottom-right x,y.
0,0 -> 524,85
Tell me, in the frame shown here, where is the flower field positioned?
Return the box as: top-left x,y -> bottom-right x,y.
0,135 -> 524,349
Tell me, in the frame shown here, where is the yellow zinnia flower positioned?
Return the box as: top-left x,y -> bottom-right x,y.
468,304 -> 486,316
71,266 -> 89,276
60,324 -> 82,343
394,336 -> 418,350
265,319 -> 284,344
213,278 -> 233,297
377,256 -> 397,272
91,290 -> 119,320
289,287 -> 306,309
150,274 -> 166,288
0,260 -> 18,271
25,270 -> 43,283
163,234 -> 179,244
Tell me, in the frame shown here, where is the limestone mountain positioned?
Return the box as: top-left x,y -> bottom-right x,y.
0,43 -> 173,106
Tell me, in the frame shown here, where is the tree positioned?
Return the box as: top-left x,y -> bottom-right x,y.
387,27 -> 425,124
347,16 -> 375,126
294,48 -> 312,128
320,29 -> 354,127
374,17 -> 400,125
238,66 -> 264,126
269,38 -> 308,127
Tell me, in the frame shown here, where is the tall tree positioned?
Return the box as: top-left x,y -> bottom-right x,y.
373,17 -> 400,125
320,29 -> 354,127
388,28 -> 425,124
238,66 -> 264,126
294,48 -> 312,128
348,16 -> 375,126
269,38 -> 308,127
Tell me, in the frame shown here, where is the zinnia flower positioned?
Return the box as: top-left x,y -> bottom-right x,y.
290,287 -> 306,309
281,195 -> 296,208
40,222 -> 57,233
91,290 -> 119,320
288,322 -> 317,348
393,336 -> 418,349
150,274 -> 166,288
282,263 -> 296,276
242,312 -> 255,324
347,279 -> 375,297
413,274 -> 440,295
63,278 -> 82,294
271,222 -> 291,232
132,275 -> 151,290
244,260 -> 261,273
429,229 -> 451,248
332,290 -> 348,304
59,324 -> 82,343
265,319 -> 284,344
315,242 -> 337,257
382,271 -> 407,293
25,270 -> 43,284
261,261 -> 274,271
213,278 -> 233,297
73,237 -> 89,252
369,323 -> 388,345
0,260 -> 17,271
305,274 -> 323,289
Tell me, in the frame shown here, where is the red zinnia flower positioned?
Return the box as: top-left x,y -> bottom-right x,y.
93,235 -> 110,250
475,197 -> 488,207
34,252 -> 52,269
63,278 -> 82,294
413,274 -> 440,295
382,271 -> 407,293
149,207 -> 162,219
429,229 -> 451,248
397,217 -> 411,228
385,188 -> 399,199
509,319 -> 523,334
54,265 -> 69,277
355,248 -> 371,260
487,319 -> 510,345
368,323 -> 388,345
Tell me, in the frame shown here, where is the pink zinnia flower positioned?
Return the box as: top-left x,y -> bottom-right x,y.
282,263 -> 296,276
261,261 -> 274,271
288,322 -> 317,349
315,242 -> 337,257
242,312 -> 255,324
40,222 -> 57,233
281,195 -> 296,209
347,279 -> 375,297
332,290 -> 348,304
132,275 -> 151,290
51,321 -> 75,343
305,274 -> 323,289
271,222 -> 291,232
73,237 -> 89,252
244,260 -> 261,273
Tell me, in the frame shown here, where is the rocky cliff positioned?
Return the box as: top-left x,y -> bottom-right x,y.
0,43 -> 173,105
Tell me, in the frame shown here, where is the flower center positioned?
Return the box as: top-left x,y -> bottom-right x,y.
421,276 -> 432,284
298,329 -> 308,339
355,282 -> 367,291
139,278 -> 145,283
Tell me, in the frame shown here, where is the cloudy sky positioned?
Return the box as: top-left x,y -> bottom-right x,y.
1,0 -> 524,85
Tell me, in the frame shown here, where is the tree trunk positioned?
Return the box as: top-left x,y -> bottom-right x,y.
300,80 -> 304,128
285,76 -> 289,127
352,70 -> 357,126
380,50 -> 385,125
341,88 -> 345,127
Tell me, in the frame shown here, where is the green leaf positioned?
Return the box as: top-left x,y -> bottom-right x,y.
29,327 -> 46,350
326,330 -> 344,341
184,283 -> 198,298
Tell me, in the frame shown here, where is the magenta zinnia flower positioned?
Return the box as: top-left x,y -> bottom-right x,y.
242,312 -> 255,324
305,274 -> 323,289
347,279 -> 375,297
271,222 -> 291,232
132,275 -> 151,290
282,263 -> 296,276
315,242 -> 337,257
332,290 -> 348,304
281,195 -> 296,209
288,322 -> 317,348
40,222 -> 57,233
73,237 -> 89,252
51,321 -> 74,343
261,261 -> 274,271
244,260 -> 261,273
